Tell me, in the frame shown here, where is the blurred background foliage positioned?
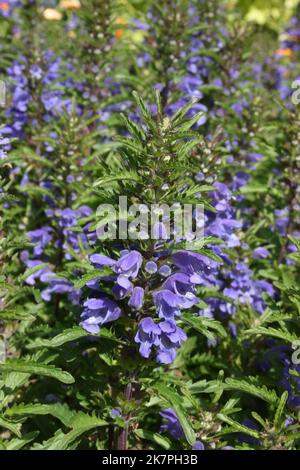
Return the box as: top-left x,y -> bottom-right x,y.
125,0 -> 300,30
232,0 -> 300,29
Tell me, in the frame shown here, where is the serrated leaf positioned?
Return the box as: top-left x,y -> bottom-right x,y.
244,326 -> 297,344
73,269 -> 111,289
134,429 -> 171,450
181,313 -> 227,341
93,171 -> 141,187
217,413 -> 260,439
274,391 -> 289,429
32,414 -> 107,450
0,416 -> 22,437
5,432 -> 39,450
0,360 -> 74,384
224,378 -> 278,404
5,403 -> 76,427
132,91 -> 154,126
27,326 -> 122,349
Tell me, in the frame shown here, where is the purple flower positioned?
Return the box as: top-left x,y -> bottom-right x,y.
160,408 -> 184,440
153,290 -> 181,319
29,64 -> 43,80
157,320 -> 187,364
128,286 -> 144,310
27,227 -> 53,256
110,408 -> 122,419
173,251 -> 218,283
163,273 -> 198,308
193,441 -> 205,450
114,250 -> 143,278
145,261 -> 158,274
80,297 -> 122,334
134,317 -> 161,358
158,265 -> 172,277
112,275 -> 133,299
90,253 -> 116,268
285,416 -> 294,427
58,208 -> 78,228
22,258 -> 52,286
252,247 -> 270,259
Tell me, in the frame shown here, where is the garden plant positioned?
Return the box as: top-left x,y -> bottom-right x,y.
0,0 -> 300,452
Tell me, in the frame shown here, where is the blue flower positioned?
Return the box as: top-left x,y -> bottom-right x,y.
80,297 -> 122,334
153,290 -> 181,319
134,317 -> 161,358
160,408 -> 184,440
114,250 -> 143,279
128,286 -> 144,310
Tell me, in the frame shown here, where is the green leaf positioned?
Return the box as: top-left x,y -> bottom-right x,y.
120,113 -> 146,140
132,91 -> 154,126
224,378 -> 278,404
0,416 -> 22,437
134,429 -> 171,450
93,171 -> 141,187
181,313 -> 227,341
27,327 -> 90,349
32,414 -> 107,450
288,236 -> 300,251
5,432 -> 39,450
244,326 -> 297,344
217,413 -> 260,439
251,412 -> 267,430
152,384 -> 196,445
0,360 -> 74,384
171,98 -> 198,126
177,112 -> 205,132
73,269 -> 112,289
274,391 -> 289,429
27,326 -> 121,349
5,403 -> 76,427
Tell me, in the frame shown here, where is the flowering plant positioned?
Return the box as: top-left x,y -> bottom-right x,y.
0,0 -> 300,452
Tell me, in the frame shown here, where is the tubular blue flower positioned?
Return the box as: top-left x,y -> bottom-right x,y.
27,227 -> 53,256
0,137 -> 10,160
159,408 -> 184,440
29,64 -> 43,80
112,275 -> 133,300
158,265 -> 172,277
163,273 -> 199,308
173,251 -> 218,283
22,258 -> 52,286
110,408 -> 122,419
134,317 -> 161,358
114,250 -> 143,278
80,297 -> 122,334
128,286 -> 144,310
153,290 -> 182,319
58,208 -> 78,228
157,320 -> 187,364
90,253 -> 116,268
252,247 -> 270,259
